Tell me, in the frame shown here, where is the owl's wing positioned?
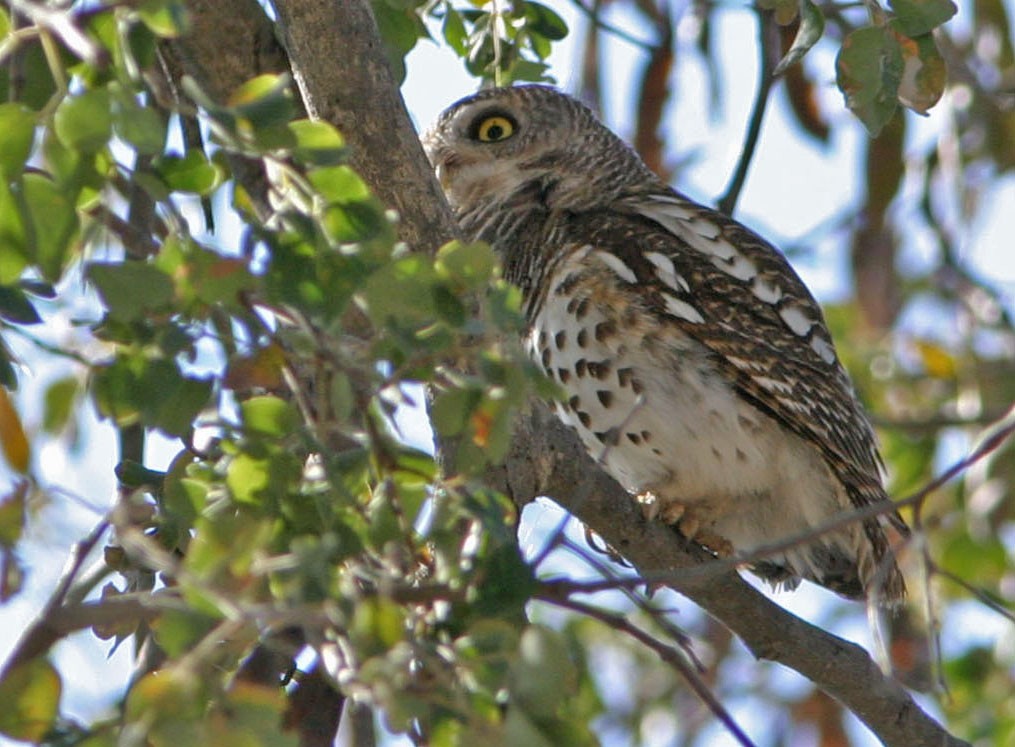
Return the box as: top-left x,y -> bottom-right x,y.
574,194 -> 903,529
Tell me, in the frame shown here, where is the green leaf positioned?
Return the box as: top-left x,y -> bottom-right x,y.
362,255 -> 438,324
350,597 -> 406,658
309,165 -> 371,203
0,659 -> 62,742
890,0 -> 957,37
0,482 -> 26,547
226,452 -> 273,506
288,119 -> 346,166
42,376 -> 78,434
210,682 -> 299,747
154,150 -> 222,195
21,173 -> 80,281
136,0 -> 191,37
472,542 -> 536,618
150,609 -> 218,658
92,355 -> 211,437
114,99 -> 167,155
240,395 -> 298,438
430,387 -> 480,437
774,0 -> 825,76
0,36 -> 57,111
54,89 -> 113,153
0,104 -> 36,179
228,74 -> 295,129
524,3 -> 569,41
442,8 -> 468,56
371,2 -> 422,84
435,240 -> 498,289
322,201 -> 387,243
836,26 -> 903,136
86,261 -> 175,322
0,286 -> 41,324
0,182 -> 27,284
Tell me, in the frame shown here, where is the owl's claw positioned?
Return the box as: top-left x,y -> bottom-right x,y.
636,491 -> 662,522
637,492 -> 734,558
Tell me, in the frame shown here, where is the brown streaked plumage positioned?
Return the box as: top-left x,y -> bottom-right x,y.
423,85 -> 907,601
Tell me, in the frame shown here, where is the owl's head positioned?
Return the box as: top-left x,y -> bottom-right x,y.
423,85 -> 657,216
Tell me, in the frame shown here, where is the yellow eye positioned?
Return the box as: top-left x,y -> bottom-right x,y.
475,115 -> 515,142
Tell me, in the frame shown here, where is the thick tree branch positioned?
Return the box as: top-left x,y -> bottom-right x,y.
270,0 -> 460,253
174,2 -> 968,745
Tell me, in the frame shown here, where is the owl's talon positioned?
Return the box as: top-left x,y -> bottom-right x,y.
659,502 -> 687,525
636,491 -> 661,522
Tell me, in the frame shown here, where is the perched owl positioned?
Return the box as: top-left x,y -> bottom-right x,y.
423,85 -> 907,601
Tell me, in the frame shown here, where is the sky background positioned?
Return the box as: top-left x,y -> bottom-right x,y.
1,1 -> 1013,745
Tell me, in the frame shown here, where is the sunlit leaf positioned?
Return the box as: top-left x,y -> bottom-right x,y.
442,8 -> 468,56
228,74 -> 295,129
0,387 -> 30,473
0,659 -> 61,742
136,0 -> 191,37
288,119 -> 345,166
154,150 -> 223,195
42,377 -> 78,434
240,395 -> 298,438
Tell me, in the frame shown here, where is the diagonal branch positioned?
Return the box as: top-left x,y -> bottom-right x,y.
717,7 -> 779,216
541,593 -> 756,747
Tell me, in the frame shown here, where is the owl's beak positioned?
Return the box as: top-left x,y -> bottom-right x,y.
434,161 -> 451,191
424,142 -> 457,192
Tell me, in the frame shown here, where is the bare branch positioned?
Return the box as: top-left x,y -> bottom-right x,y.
717,7 -> 779,216
541,593 -> 757,747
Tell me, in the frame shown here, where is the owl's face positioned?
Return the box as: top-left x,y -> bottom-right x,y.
422,86 -> 567,212
423,85 -> 652,215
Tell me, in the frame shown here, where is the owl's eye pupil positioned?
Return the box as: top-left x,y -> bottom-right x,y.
486,124 -> 504,139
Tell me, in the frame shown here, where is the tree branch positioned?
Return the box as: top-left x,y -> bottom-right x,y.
270,0 -> 460,253
717,7 -> 778,216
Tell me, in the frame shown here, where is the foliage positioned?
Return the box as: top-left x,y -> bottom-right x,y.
0,0 -> 1012,746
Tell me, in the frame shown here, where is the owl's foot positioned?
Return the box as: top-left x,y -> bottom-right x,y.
636,492 -> 734,558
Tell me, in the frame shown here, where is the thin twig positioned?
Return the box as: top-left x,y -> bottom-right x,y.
541,594 -> 757,747
931,563 -> 1015,625
717,7 -> 778,216
568,0 -> 657,50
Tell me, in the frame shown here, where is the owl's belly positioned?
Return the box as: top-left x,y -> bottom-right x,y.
527,283 -> 848,555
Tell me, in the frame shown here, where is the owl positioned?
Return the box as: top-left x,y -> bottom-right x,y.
423,85 -> 907,601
